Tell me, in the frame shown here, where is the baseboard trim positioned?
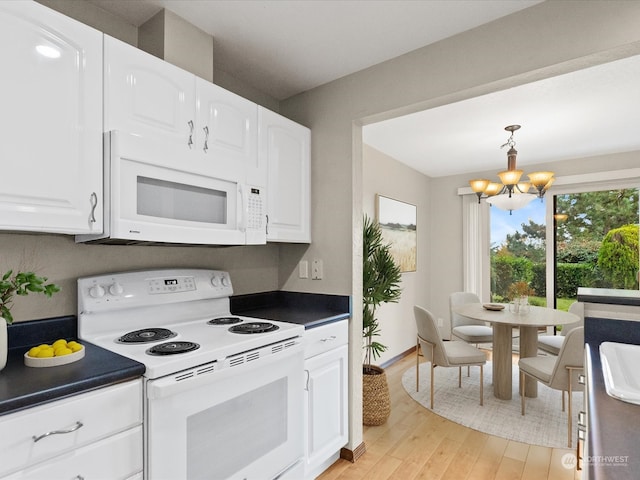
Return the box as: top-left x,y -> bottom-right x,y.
379,345 -> 417,369
340,442 -> 366,463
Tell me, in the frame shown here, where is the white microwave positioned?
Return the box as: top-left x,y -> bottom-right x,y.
76,131 -> 266,246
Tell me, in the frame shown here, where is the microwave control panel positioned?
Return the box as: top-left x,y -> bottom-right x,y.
247,187 -> 264,230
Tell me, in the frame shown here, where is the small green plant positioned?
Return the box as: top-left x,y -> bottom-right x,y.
0,270 -> 60,324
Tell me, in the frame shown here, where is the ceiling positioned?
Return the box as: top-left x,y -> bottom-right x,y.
87,0 -> 640,178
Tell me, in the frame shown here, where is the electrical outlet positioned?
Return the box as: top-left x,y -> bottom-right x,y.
311,259 -> 323,280
298,260 -> 309,279
437,318 -> 443,327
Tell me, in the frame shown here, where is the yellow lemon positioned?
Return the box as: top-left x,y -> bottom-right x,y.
27,346 -> 41,357
36,348 -> 54,358
67,342 -> 83,352
37,344 -> 50,349
54,347 -> 73,356
52,339 -> 67,349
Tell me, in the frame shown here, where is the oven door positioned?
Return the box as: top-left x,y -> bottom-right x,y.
145,341 -> 304,480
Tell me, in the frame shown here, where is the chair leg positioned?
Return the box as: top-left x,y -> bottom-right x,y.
430,362 -> 435,409
467,365 -> 470,377
479,365 -> 484,406
568,379 -> 573,448
520,371 -> 526,415
416,339 -> 420,392
562,390 -> 565,412
458,366 -> 462,387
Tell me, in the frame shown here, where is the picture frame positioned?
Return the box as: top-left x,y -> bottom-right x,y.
375,194 -> 417,273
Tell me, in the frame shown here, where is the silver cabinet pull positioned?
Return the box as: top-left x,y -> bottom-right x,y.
320,336 -> 337,343
578,374 -> 586,385
89,192 -> 98,223
203,126 -> 209,152
32,421 -> 83,443
304,369 -> 310,391
578,411 -> 586,427
265,214 -> 269,235
187,120 -> 194,148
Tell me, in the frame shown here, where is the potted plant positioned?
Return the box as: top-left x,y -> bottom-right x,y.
0,270 -> 60,371
362,215 -> 402,425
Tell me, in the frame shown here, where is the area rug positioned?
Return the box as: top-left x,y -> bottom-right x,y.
401,360 -> 582,448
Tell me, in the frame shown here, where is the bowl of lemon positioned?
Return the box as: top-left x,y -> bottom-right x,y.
24,339 -> 84,367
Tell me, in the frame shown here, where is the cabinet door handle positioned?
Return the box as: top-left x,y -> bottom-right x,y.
32,421 -> 83,443
578,374 -> 586,385
187,120 -> 194,148
89,192 -> 98,223
304,369 -> 310,391
265,214 -> 269,235
203,126 -> 209,153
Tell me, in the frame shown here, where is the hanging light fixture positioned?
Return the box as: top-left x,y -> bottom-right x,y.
469,125 -> 555,214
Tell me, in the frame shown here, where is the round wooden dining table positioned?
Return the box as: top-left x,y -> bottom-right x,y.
452,303 -> 580,400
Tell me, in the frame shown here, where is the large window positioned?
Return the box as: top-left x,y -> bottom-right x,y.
488,187 -> 639,311
490,199 -> 547,306
553,189 -> 639,306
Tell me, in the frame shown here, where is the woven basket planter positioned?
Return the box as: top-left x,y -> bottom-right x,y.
362,364 -> 391,426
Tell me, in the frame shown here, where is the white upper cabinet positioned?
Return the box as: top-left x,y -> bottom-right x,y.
104,35 -> 196,152
196,78 -> 261,185
104,36 -> 263,186
259,107 -> 311,243
0,1 -> 103,234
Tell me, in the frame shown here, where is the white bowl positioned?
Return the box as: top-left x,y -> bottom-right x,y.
24,345 -> 85,368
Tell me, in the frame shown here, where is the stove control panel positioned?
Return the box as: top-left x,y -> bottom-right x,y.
78,269 -> 234,313
148,276 -> 196,294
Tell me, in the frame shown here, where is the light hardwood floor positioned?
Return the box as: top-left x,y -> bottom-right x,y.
319,351 -> 582,480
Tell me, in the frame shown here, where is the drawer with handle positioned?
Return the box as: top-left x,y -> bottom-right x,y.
0,379 -> 142,477
304,321 -> 348,359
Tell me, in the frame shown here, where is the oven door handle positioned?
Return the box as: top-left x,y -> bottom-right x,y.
147,340 -> 303,400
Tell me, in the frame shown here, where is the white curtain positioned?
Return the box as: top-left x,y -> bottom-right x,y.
462,194 -> 490,302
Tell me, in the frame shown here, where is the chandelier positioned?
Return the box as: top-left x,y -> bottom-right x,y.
469,125 -> 554,214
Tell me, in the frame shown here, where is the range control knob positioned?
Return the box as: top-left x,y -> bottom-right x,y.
221,276 -> 230,287
211,276 -> 221,287
89,284 -> 105,298
109,282 -> 124,296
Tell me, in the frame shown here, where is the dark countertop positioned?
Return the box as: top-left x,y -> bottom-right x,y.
578,287 -> 640,307
0,316 -> 145,416
231,291 -> 351,329
585,317 -> 640,479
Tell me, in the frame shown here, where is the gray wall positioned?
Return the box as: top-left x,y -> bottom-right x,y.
362,145 -> 430,365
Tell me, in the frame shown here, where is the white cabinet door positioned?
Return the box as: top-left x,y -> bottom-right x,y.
304,344 -> 348,477
104,35 -> 196,149
0,1 -> 102,234
196,78 -> 260,185
259,107 -> 311,243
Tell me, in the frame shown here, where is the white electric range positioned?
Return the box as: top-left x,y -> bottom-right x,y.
78,268 -> 305,480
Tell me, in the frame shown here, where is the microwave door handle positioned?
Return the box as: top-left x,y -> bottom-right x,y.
238,185 -> 246,233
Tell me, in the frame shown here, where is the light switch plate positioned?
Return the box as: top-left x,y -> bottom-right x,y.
299,260 -> 309,279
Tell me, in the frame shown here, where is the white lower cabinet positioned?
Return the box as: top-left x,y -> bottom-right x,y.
304,321 -> 349,479
0,379 -> 143,479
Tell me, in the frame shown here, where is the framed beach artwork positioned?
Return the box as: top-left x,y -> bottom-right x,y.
375,195 -> 417,273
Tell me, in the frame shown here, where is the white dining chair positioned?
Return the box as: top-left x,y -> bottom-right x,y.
519,326 -> 584,447
449,292 -> 493,344
537,302 -> 584,355
414,305 -> 486,409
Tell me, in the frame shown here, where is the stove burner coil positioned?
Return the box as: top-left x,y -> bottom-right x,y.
207,316 -> 243,326
146,341 -> 200,356
228,322 -> 279,334
118,328 -> 177,343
